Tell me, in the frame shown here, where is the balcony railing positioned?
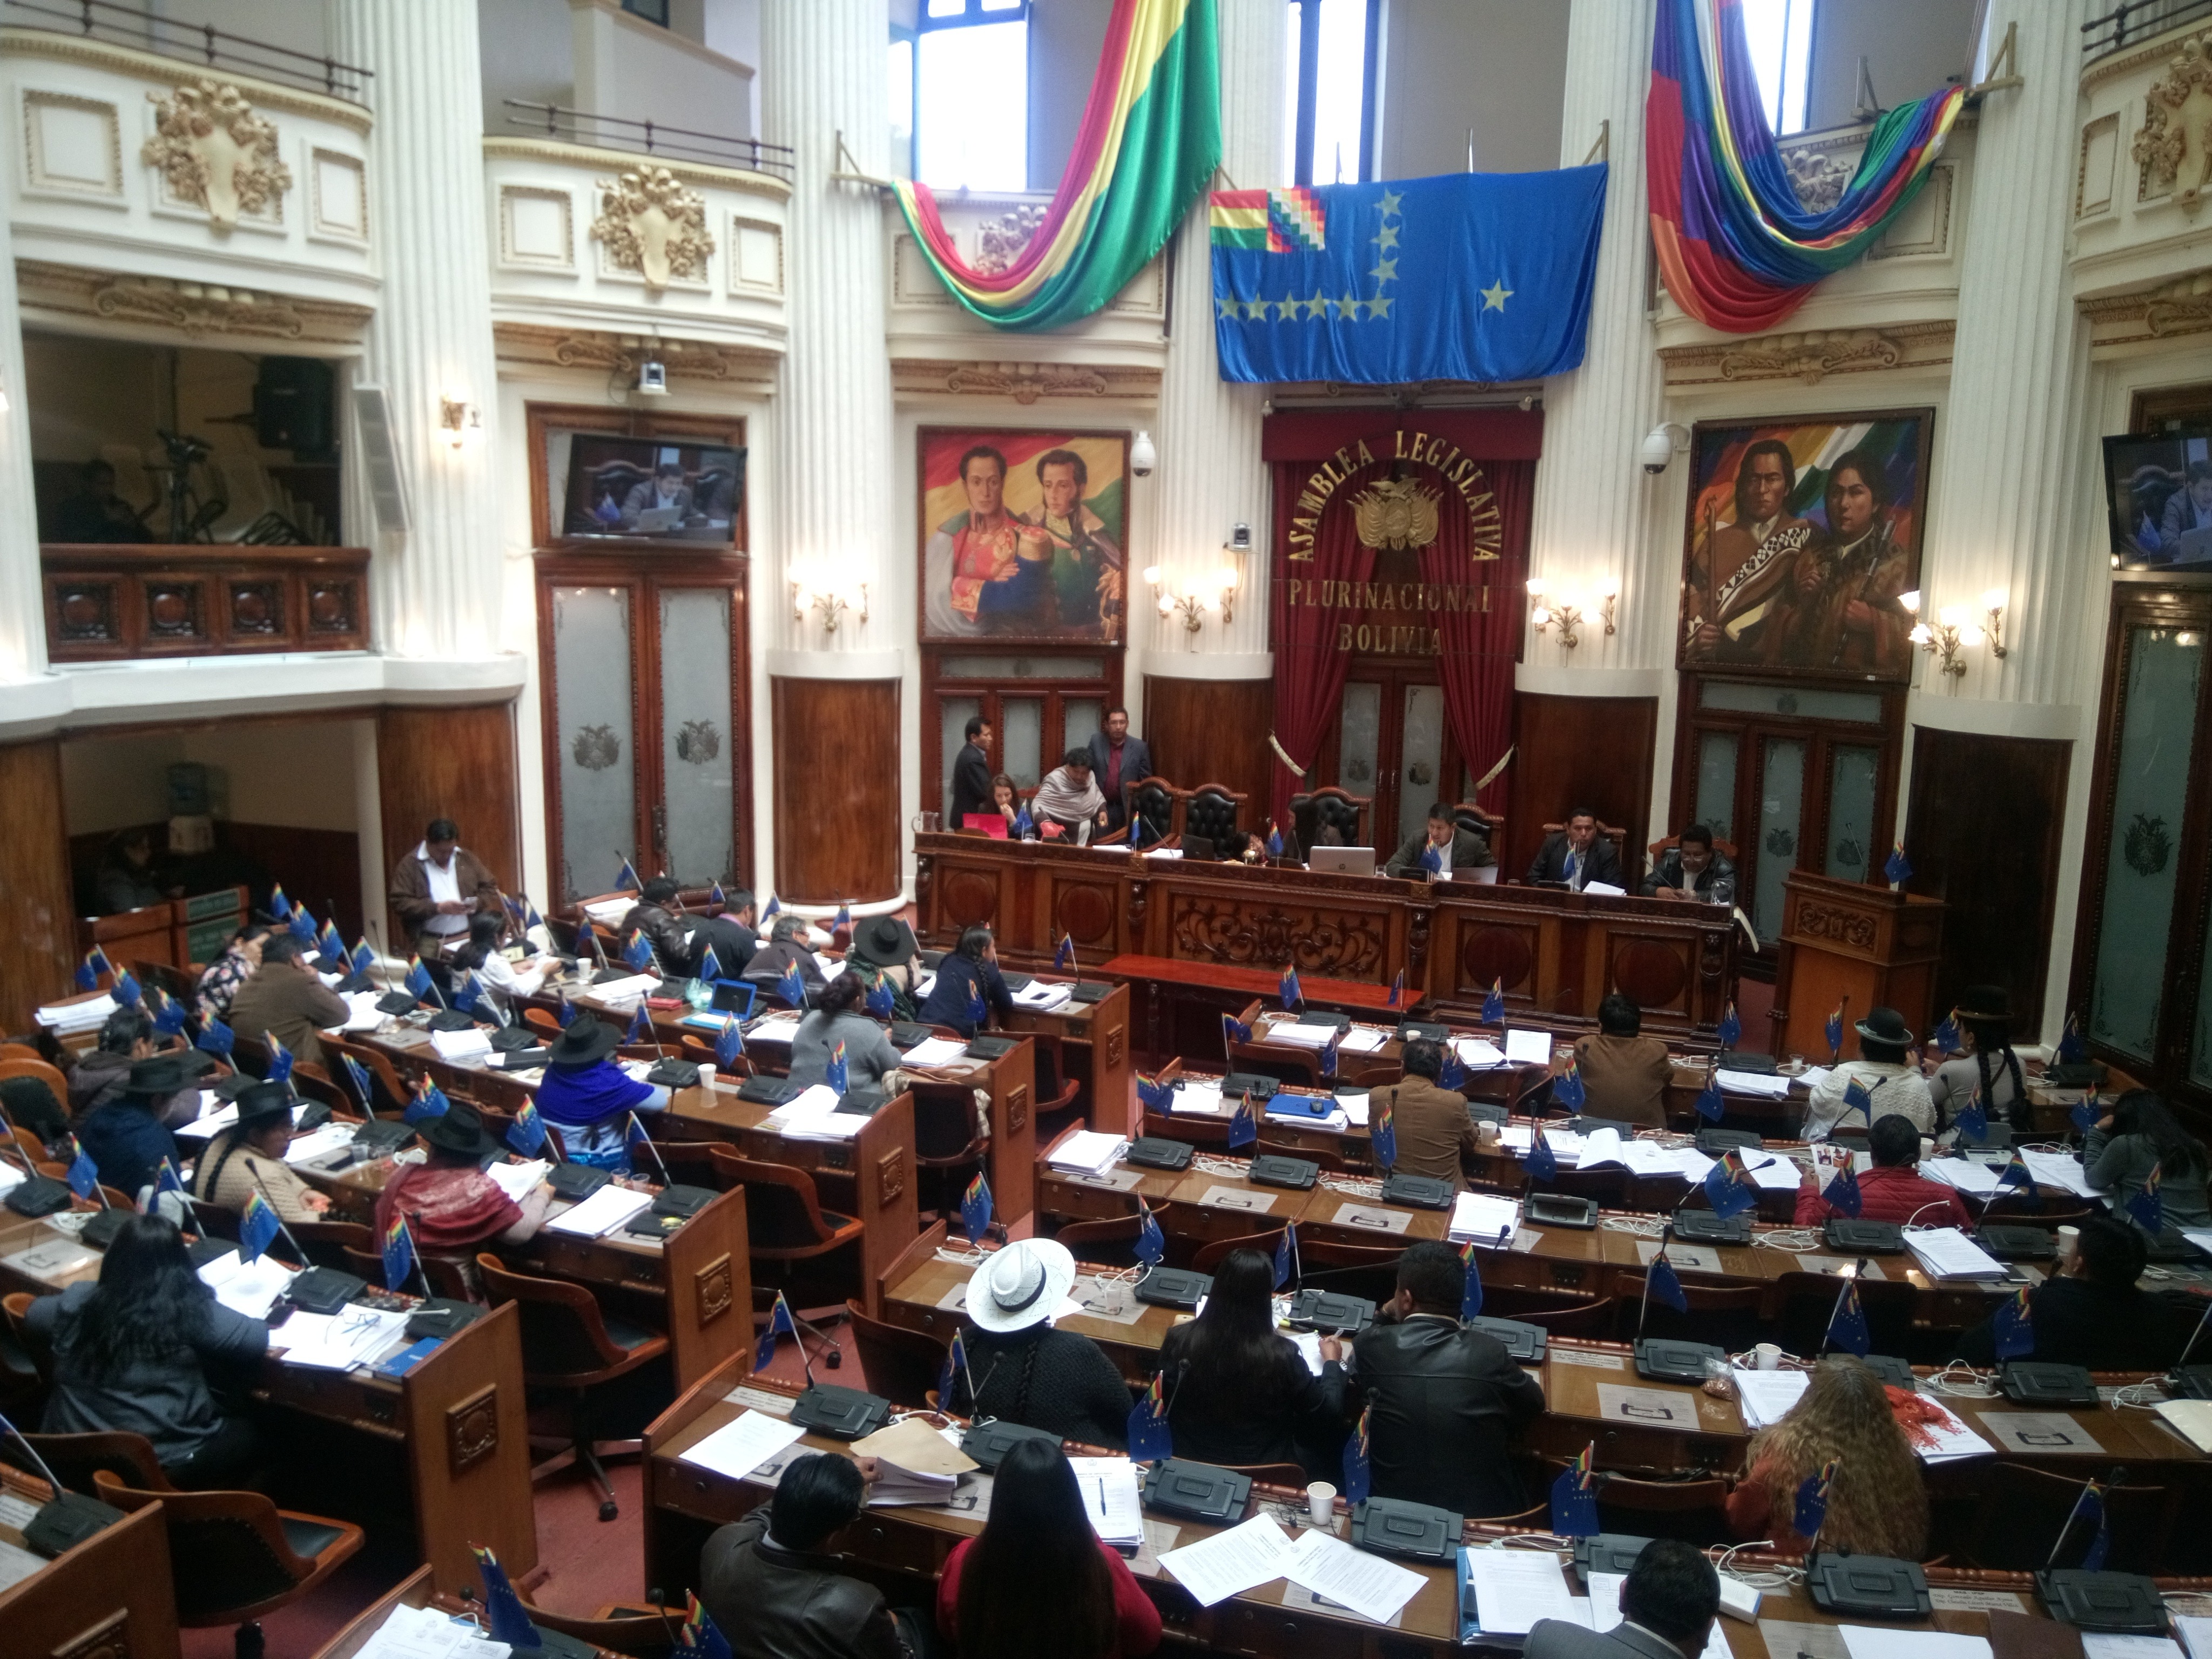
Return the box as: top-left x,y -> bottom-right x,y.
43,544 -> 371,662
3,0 -> 373,100
504,99 -> 794,181
2083,0 -> 2212,59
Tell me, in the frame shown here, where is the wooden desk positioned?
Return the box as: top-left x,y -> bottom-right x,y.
0,1476 -> 181,1659
1003,980 -> 1134,1136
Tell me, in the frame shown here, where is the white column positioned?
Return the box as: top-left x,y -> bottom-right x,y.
329,0 -> 503,662
1523,0 -> 1666,685
759,0 -> 895,666
1141,0 -> 1284,679
0,205 -> 43,686
1916,0 -> 2095,716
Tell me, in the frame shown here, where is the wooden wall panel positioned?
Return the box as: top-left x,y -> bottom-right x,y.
1142,675 -> 1272,805
377,704 -> 522,939
1506,692 -> 1658,886
1905,726 -> 2070,1033
0,739 -> 75,1033
773,677 -> 899,903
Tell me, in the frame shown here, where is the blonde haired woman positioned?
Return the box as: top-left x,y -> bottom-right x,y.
1724,1357 -> 1927,1559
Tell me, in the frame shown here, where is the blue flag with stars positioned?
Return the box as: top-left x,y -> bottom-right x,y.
936,1332 -> 968,1413
1717,1002 -> 1742,1050
1645,1250 -> 1689,1314
716,1014 -> 745,1070
197,1016 -> 234,1058
1822,1163 -> 1863,1218
780,960 -> 807,1010
755,1291 -> 797,1371
1695,1067 -> 1725,1123
1210,171 -> 1605,385
1272,1222 -> 1297,1291
1826,1277 -> 1871,1357
1136,1199 -> 1166,1265
65,1137 -> 100,1199
1227,1096 -> 1259,1151
1461,1243 -> 1484,1319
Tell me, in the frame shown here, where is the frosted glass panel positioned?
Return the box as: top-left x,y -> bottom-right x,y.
941,698 -> 981,818
2094,627 -> 2201,1061
1400,684 -> 1445,849
1694,731 -> 1738,842
940,656 -> 1104,679
1825,745 -> 1879,881
1753,737 -> 1806,941
1063,698 -> 1103,757
1700,680 -> 1882,723
1002,697 -> 1043,787
658,587 -> 735,889
1337,682 -> 1380,793
552,586 -> 636,905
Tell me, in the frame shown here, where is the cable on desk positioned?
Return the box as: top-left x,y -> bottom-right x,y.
933,1246 -> 989,1269
1710,1541 -> 1804,1590
2110,1380 -> 2170,1411
1751,1229 -> 1824,1253
1922,1360 -> 2000,1399
1601,1215 -> 1670,1239
1478,1532 -> 1577,1552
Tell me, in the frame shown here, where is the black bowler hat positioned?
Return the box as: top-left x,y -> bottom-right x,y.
232,1080 -> 296,1132
1957,984 -> 2010,1024
1854,1007 -> 1913,1047
850,916 -> 918,967
119,1055 -> 194,1100
417,1101 -> 496,1158
545,1017 -> 622,1069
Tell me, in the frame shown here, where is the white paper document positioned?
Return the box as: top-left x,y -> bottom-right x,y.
283,1124 -> 359,1166
1742,1151 -> 1806,1191
1463,1547 -> 1576,1635
1976,1411 -> 2105,1455
1339,1027 -> 1388,1053
1576,1128 -> 1626,1171
430,1026 -> 494,1062
274,1306 -> 410,1372
2020,1149 -> 2107,1198
546,1183 -> 654,1237
1903,1226 -> 2008,1281
1449,1192 -> 1521,1245
1269,1022 -> 1343,1048
1157,1515 -> 1298,1608
1282,1529 -> 1426,1626
1013,980 -> 1073,1010
2174,1618 -> 2212,1659
1715,1070 -> 1794,1098
1503,1029 -> 1553,1066
199,1251 -> 297,1319
1583,880 -> 1627,898
1731,1368 -> 1810,1429
1837,1628 -> 1991,1659
36,993 -> 116,1033
899,1036 -> 968,1065
680,1410 -> 808,1481
1921,1159 -> 2005,1196
1172,1080 -> 1226,1116
1048,1131 -> 1130,1177
1336,1091 -> 1370,1125
1070,1455 -> 1144,1547
486,1159 -> 551,1201
1908,1396 -> 1997,1464
2082,1638 -> 2185,1659
352,1601 -> 514,1659
1454,1037 -> 1508,1069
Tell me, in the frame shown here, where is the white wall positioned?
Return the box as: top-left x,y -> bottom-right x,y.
480,0 -> 578,135
1028,0 -> 1114,192
59,718 -> 373,834
1378,0 -> 1573,179
1804,0 -> 1978,132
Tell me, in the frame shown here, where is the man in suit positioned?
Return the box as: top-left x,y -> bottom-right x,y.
698,1452 -> 909,1658
683,889 -> 759,979
1351,1241 -> 1545,1518
226,933 -> 352,1070
1085,706 -> 1152,834
949,714 -> 994,827
1525,808 -> 1622,891
1526,1539 -> 1720,1659
1572,995 -> 1674,1129
1642,824 -> 1736,905
620,460 -> 693,528
1385,803 -> 1495,880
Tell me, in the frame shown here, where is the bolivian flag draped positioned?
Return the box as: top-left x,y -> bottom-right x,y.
1647,0 -> 1963,333
892,0 -> 1219,331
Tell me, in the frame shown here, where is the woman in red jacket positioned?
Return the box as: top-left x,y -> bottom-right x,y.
937,1436 -> 1161,1659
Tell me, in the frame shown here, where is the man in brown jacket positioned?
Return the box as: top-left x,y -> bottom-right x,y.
227,934 -> 352,1070
388,816 -> 503,958
1373,1037 -> 1482,1190
1571,994 -> 1674,1129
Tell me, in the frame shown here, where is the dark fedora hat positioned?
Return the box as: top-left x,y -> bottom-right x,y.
119,1055 -> 194,1100
1853,1006 -> 1914,1047
232,1079 -> 297,1132
417,1100 -> 495,1158
849,915 -> 918,968
1956,984 -> 2011,1023
546,1017 -> 622,1069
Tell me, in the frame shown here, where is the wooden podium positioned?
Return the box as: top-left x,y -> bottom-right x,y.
1769,872 -> 1945,1062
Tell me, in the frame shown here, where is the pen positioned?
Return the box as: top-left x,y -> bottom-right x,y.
1098,1477 -> 1107,1511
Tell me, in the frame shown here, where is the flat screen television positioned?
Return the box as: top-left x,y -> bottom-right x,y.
2105,430 -> 2212,570
561,435 -> 744,545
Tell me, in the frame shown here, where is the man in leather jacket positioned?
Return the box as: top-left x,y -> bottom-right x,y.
618,876 -> 693,975
699,1452 -> 916,1657
1350,1240 -> 1545,1518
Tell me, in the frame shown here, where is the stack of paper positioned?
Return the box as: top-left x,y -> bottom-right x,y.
198,1251 -> 296,1318
2019,1150 -> 2107,1198
1498,1124 -> 1534,1153
36,994 -> 116,1035
1740,1151 -> 1806,1191
1714,1070 -> 1793,1098
1013,981 -> 1073,1010
273,1306 -> 411,1372
1049,1131 -> 1130,1178
1502,1030 -> 1554,1066
1731,1368 -> 1810,1428
1462,1547 -> 1576,1635
1454,1037 -> 1508,1069
1540,1129 -> 1586,1166
1919,1159 -> 2005,1196
487,1159 -> 551,1201
851,1417 -> 977,1506
1449,1192 -> 1521,1245
1157,1515 -> 1297,1607
899,1036 -> 968,1065
1837,1630 -> 1992,1659
1903,1226 -> 2008,1282
1269,1022 -> 1343,1048
1908,1396 -> 1996,1464
282,1123 -> 359,1165
2156,1399 -> 2212,1455
680,1410 -> 808,1481
583,895 -> 636,927
1282,1530 -> 1426,1626
1336,1091 -> 1370,1126
351,1601 -> 514,1659
1339,1027 -> 1389,1053
1070,1455 -> 1144,1547
1576,1128 -> 1627,1171
545,1184 -> 654,1237
763,1083 -> 849,1135
585,972 -> 661,1007
429,1026 -> 494,1063
1171,1080 -> 1226,1116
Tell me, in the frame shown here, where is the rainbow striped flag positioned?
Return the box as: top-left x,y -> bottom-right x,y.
1208,187 -> 1325,253
893,0 -> 1218,330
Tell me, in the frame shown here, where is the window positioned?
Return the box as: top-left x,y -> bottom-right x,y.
888,31 -> 915,178
619,0 -> 670,25
1285,0 -> 1378,186
1741,0 -> 1815,135
915,0 -> 1028,192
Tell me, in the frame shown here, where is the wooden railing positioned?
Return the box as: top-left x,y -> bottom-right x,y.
42,543 -> 372,661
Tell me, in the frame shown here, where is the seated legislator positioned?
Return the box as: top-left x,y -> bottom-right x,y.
375,1102 -> 554,1252
747,914 -> 829,1004
939,1436 -> 1162,1659
1926,984 -> 2028,1131
918,925 -> 1014,1038
537,1017 -> 670,1169
1525,808 -> 1623,891
449,912 -> 557,1017
2086,1088 -> 2212,1235
1572,995 -> 1674,1129
388,816 -> 502,960
1800,1007 -> 1934,1141
70,1006 -> 203,1127
618,876 -> 692,976
788,972 -> 903,1093
75,1056 -> 187,1202
1953,1215 -> 2183,1371
960,1240 -> 1132,1451
194,923 -> 272,1024
1385,801 -> 1495,880
1526,1538 -> 1720,1659
1794,1112 -> 1968,1230
685,888 -> 759,980
226,932 -> 352,1071
1030,750 -> 1107,841
1369,1036 -> 1481,1189
847,914 -> 923,1021
1725,1357 -> 1927,1557
25,1214 -> 267,1489
1641,824 -> 1737,905
986,772 -> 1038,840
192,1080 -> 329,1222
1158,1248 -> 1345,1478
1352,1240 -> 1545,1518
699,1451 -> 913,1659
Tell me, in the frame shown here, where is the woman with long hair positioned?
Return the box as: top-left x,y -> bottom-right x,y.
2088,1088 -> 2211,1232
22,1213 -> 269,1488
1925,985 -> 2028,1133
787,969 -> 902,1091
1157,1246 -> 1345,1478
938,1437 -> 1161,1659
194,922 -> 272,1024
989,772 -> 1035,839
1724,1357 -> 1927,1558
449,911 -> 557,1016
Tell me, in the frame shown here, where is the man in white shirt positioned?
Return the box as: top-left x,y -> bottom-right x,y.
1801,1005 -> 1936,1141
387,816 -> 503,959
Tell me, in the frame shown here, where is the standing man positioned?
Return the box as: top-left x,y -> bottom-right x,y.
389,817 -> 503,959
1684,439 -> 1810,664
1386,803 -> 1495,881
950,716 -> 994,827
1086,707 -> 1152,836
1525,809 -> 1622,891
1642,824 -> 1736,904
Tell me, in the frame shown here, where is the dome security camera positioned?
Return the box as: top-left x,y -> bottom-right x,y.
1641,422 -> 1689,475
1130,430 -> 1157,476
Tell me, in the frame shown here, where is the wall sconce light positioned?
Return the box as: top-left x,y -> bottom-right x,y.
1902,590 -> 1988,678
438,395 -> 481,450
790,561 -> 869,633
1144,563 -> 1237,632
1981,587 -> 2010,659
1526,576 -> 1616,651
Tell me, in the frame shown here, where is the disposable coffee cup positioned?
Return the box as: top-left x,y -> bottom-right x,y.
1754,1343 -> 1783,1371
1307,1482 -> 1337,1526
2057,1225 -> 2080,1259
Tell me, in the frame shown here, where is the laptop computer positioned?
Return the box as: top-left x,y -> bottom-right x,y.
632,505 -> 683,532
1310,845 -> 1376,876
1181,834 -> 1216,861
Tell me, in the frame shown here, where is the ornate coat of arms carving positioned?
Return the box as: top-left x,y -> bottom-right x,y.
143,79 -> 292,229
674,719 -> 720,764
1350,475 -> 1441,551
591,166 -> 714,289
571,724 -> 622,771
2135,33 -> 2212,211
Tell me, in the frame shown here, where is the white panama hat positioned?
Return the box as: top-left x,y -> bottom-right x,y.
963,1237 -> 1078,1334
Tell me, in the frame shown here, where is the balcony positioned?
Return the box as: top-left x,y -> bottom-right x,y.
2074,10 -> 2212,329
42,543 -> 370,663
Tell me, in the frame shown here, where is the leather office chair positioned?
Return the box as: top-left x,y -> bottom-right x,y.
844,1298 -> 954,1409
1101,776 -> 1181,847
1254,1132 -> 1347,1173
1647,831 -> 1740,864
911,1079 -> 990,1221
1538,818 -> 1632,884
343,1242 -> 473,1300
518,1600 -> 682,1658
1542,1459 -> 1732,1547
1291,1237 -> 1401,1304
698,1146 -> 865,1302
1772,1271 -> 1921,1362
92,1471 -> 364,1659
1049,1210 -> 1195,1272
1193,1227 -> 1288,1273
1226,1041 -> 1320,1091
286,1219 -> 370,1272
1473,1290 -> 1616,1340
0,1056 -> 72,1102
318,1034 -> 413,1118
1030,1035 -> 1084,1145
0,1041 -> 44,1062
476,1253 -> 672,1522
1452,802 -> 1503,846
1290,787 -> 1372,855
14,1429 -> 176,1494
1611,1274 -> 1765,1353
524,1006 -> 563,1038
1959,1464 -> 2169,1572
1216,1461 -> 1309,1489
1183,782 -> 1249,846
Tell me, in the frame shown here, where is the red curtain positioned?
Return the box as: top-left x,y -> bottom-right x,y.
1267,463 -> 1375,828
1421,458 -> 1532,815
